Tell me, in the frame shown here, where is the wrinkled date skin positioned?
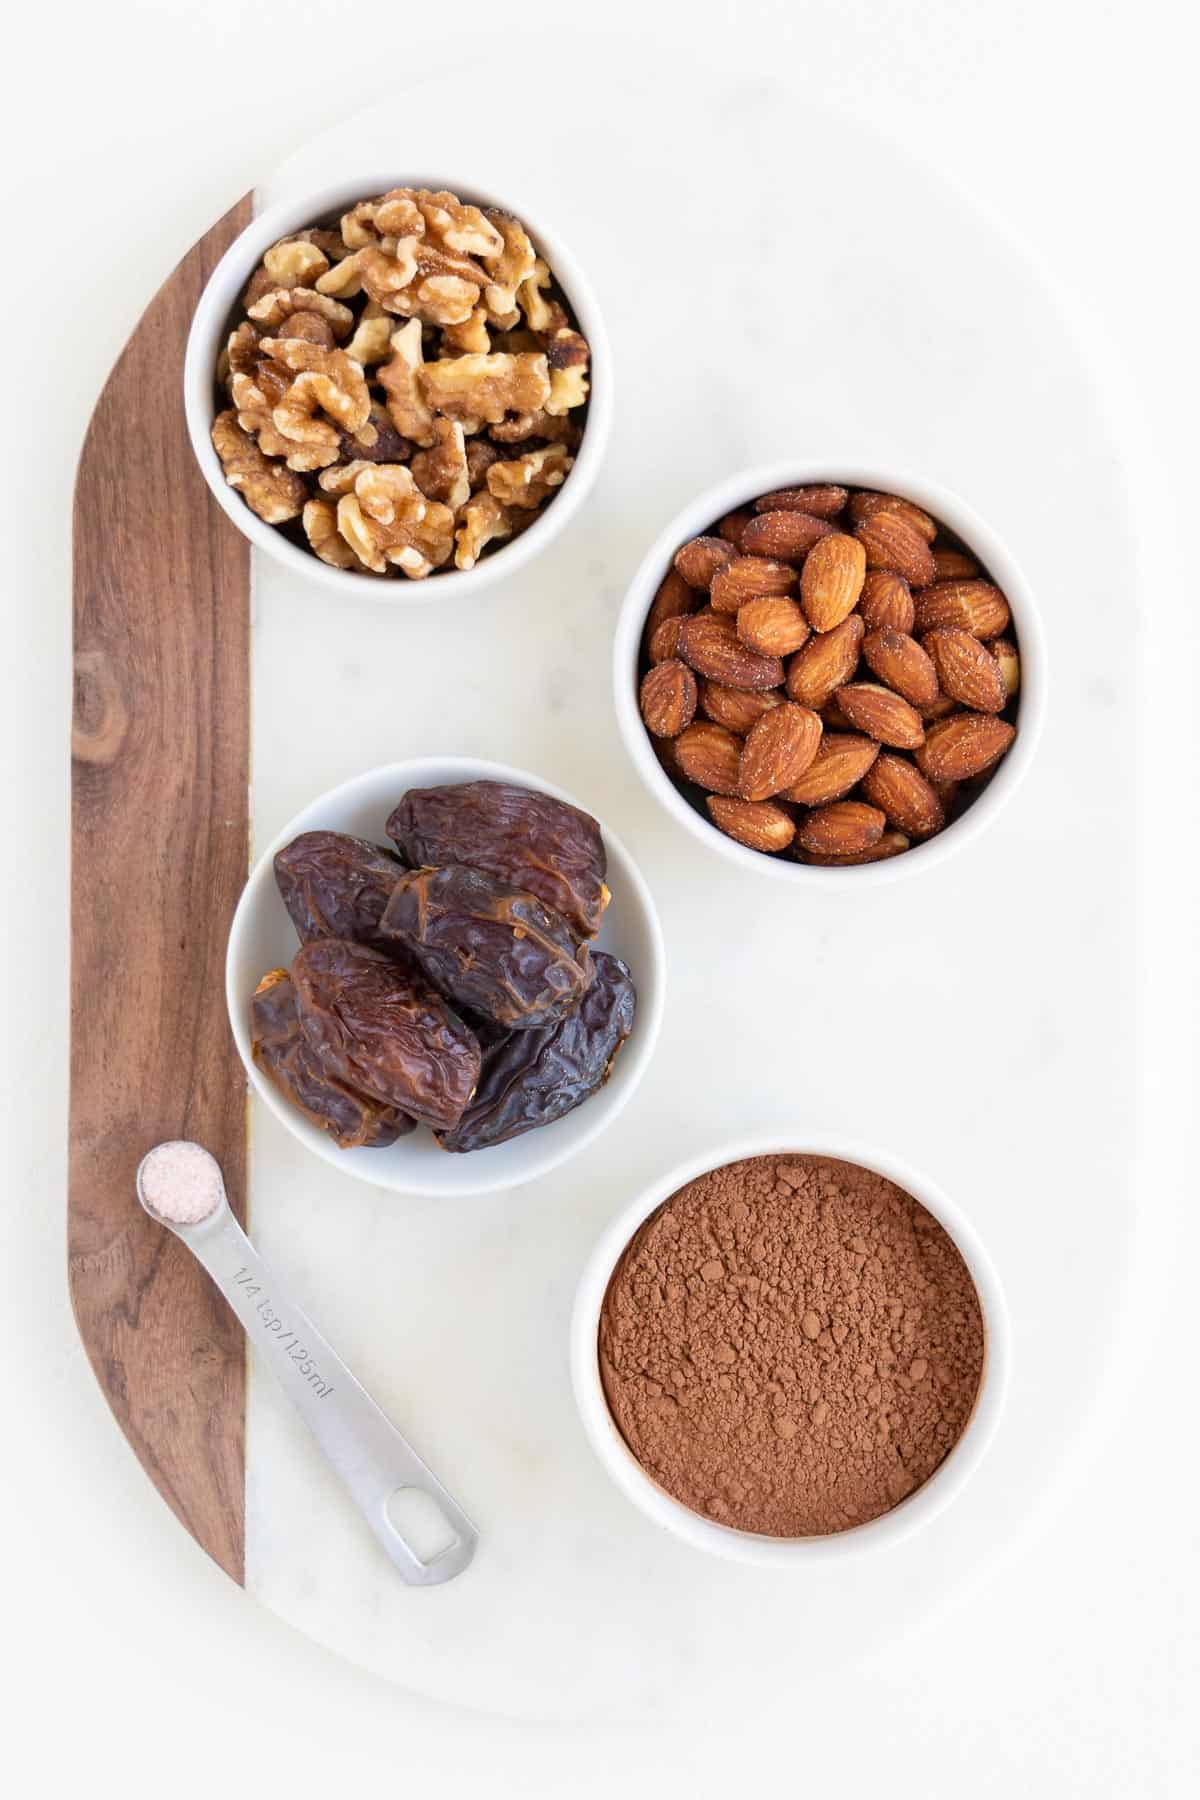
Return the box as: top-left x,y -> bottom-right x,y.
438,952 -> 636,1153
380,863 -> 593,1030
251,967 -> 414,1149
291,938 -> 480,1131
387,781 -> 609,938
273,830 -> 406,950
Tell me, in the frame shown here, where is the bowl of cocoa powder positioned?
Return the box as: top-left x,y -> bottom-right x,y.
571,1137 -> 1008,1561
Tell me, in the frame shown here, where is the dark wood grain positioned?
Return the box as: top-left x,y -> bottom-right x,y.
70,197 -> 253,1584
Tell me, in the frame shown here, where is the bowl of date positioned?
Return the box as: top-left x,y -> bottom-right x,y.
225,758 -> 665,1196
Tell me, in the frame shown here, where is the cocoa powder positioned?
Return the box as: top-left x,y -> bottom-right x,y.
598,1154 -> 985,1537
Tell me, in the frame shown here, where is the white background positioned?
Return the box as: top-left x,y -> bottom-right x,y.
2,1 -> 1196,1794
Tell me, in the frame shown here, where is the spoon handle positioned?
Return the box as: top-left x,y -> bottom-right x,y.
187,1209 -> 477,1585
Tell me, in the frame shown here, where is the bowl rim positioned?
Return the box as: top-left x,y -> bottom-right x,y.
184,170 -> 613,604
225,756 -> 665,1197
570,1129 -> 1010,1565
612,459 -> 1047,888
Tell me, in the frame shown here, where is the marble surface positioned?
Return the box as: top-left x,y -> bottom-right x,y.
240,50 -> 1136,1721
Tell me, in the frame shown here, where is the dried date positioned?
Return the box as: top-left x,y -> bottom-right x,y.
437,952 -> 636,1153
380,863 -> 592,1030
386,781 -> 609,937
291,938 -> 480,1131
273,831 -> 405,950
251,967 -> 414,1149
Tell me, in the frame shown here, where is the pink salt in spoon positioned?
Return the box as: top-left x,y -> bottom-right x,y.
136,1139 -> 477,1586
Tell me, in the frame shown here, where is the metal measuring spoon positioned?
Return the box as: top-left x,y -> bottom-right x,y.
136,1140 -> 477,1586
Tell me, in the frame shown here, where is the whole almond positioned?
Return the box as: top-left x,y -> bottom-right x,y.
648,615 -> 685,663
800,533 -> 868,632
916,714 -> 1016,781
717,508 -> 754,549
862,628 -> 940,710
836,682 -> 926,749
710,555 -> 797,614
780,733 -> 880,805
990,637 -> 1020,699
674,534 -> 735,590
738,702 -> 822,801
754,484 -> 849,518
786,614 -> 865,709
799,829 -> 910,866
674,720 -> 743,794
858,569 -> 915,633
912,580 -> 1011,638
923,627 -> 1007,713
847,491 -> 937,543
854,511 -> 937,587
931,547 -> 980,580
639,659 -> 697,739
737,594 -> 811,656
677,612 -> 785,689
795,801 -> 886,857
706,795 -> 796,853
698,681 -> 784,736
644,567 -> 694,644
861,752 -> 945,837
742,510 -> 836,561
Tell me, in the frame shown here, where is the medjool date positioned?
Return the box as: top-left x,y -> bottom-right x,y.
386,780 -> 609,937
380,864 -> 592,1030
291,939 -> 480,1131
438,952 -> 636,1153
251,967 -> 414,1149
273,831 -> 405,950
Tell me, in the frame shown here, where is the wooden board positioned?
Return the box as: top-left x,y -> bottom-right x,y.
69,197 -> 253,1584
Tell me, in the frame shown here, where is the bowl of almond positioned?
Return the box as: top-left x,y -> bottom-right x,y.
614,464 -> 1044,879
185,173 -> 610,600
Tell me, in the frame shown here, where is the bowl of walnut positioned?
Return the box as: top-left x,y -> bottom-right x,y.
614,463 -> 1045,881
185,175 -> 610,597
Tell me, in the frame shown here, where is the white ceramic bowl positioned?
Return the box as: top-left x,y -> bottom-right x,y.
571,1132 -> 1008,1564
614,461 -> 1046,885
185,173 -> 612,603
226,758 -> 664,1196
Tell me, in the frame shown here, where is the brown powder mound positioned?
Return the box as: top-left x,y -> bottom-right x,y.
598,1154 -> 985,1537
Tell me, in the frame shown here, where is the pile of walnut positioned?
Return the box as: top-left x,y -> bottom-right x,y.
639,485 -> 1020,865
210,188 -> 590,577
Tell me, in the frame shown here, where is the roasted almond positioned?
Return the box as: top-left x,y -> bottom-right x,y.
648,615 -> 685,663
736,594 -> 811,657
674,720 -> 743,794
706,795 -> 796,854
698,681 -> 784,736
738,702 -> 822,801
644,567 -> 694,644
754,484 -> 849,518
800,533 -> 868,632
717,508 -> 754,549
639,659 -> 697,739
785,614 -> 864,709
857,569 -> 915,633
795,801 -> 886,857
847,490 -> 937,543
922,627 -> 1007,713
798,829 -> 910,866
677,611 -> 785,690
835,682 -> 926,749
931,547 -> 980,580
854,510 -> 937,587
912,579 -> 1010,638
861,752 -> 945,837
990,636 -> 1020,699
674,534 -> 735,590
710,555 -> 797,613
741,510 -> 836,561
862,628 -> 940,710
916,714 -> 1016,781
780,733 -> 880,805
